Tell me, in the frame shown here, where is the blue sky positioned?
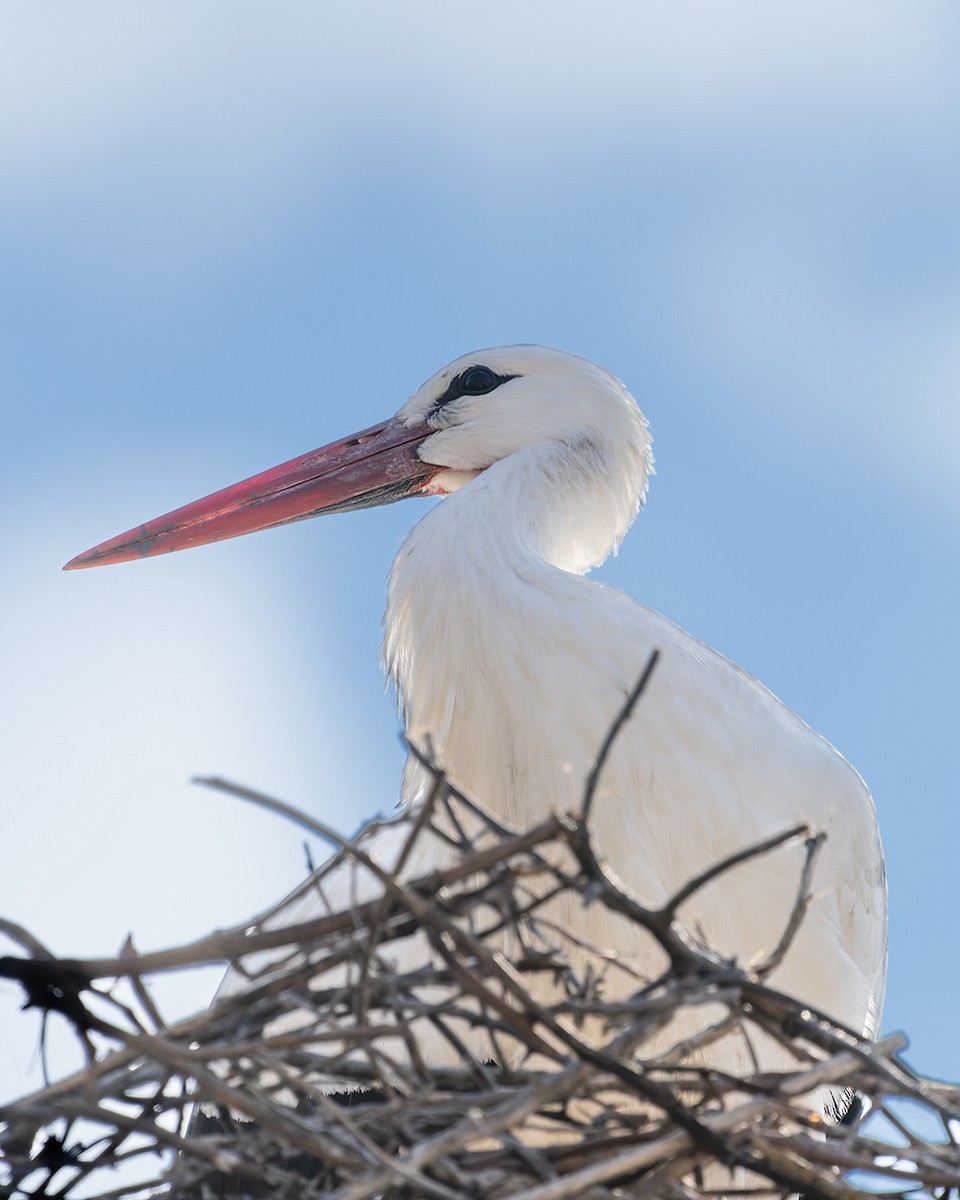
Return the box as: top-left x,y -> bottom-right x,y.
2,3 -> 959,1102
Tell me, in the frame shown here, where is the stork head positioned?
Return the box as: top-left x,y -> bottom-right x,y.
403,346 -> 653,571
64,345 -> 653,572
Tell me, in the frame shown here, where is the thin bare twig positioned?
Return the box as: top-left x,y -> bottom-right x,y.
581,648 -> 660,822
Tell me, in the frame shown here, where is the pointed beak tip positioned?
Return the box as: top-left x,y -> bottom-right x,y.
63,540 -> 159,572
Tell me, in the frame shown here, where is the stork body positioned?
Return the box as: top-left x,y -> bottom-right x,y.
388,349 -> 883,1046
388,472 -> 886,1046
67,345 -> 887,1087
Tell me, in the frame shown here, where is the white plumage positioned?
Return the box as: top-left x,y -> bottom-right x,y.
393,347 -> 882,1037
69,344 -> 887,1100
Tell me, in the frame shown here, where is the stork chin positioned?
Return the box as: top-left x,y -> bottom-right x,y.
420,466 -> 487,495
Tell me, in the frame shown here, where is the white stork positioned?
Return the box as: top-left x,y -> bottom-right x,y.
66,345 -> 886,1104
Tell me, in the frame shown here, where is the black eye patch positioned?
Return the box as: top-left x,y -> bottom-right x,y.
431,365 -> 518,413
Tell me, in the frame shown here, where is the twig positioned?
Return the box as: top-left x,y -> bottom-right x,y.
581,648 -> 660,822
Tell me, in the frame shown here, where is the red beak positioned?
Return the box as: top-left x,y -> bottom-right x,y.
63,417 -> 436,570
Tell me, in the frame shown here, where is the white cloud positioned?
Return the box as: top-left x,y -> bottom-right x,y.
1,2 -> 955,183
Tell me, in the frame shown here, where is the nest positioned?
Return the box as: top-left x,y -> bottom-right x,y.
1,741 -> 959,1198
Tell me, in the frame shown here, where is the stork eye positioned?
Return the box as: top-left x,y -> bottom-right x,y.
460,366 -> 498,395
430,364 -> 518,414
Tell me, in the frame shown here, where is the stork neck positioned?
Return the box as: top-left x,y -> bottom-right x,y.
383,444 -> 633,822
446,438 -> 636,574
